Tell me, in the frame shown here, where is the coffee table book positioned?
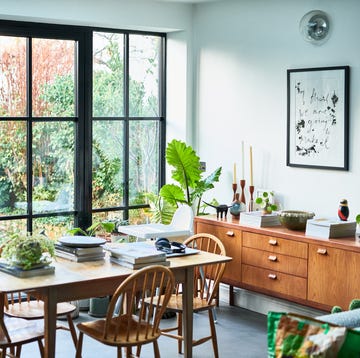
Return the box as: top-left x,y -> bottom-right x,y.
239,211 -> 280,227
305,218 -> 356,239
105,242 -> 166,264
109,256 -> 169,270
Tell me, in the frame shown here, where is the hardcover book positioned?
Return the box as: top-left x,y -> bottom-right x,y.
105,242 -> 166,264
55,249 -> 105,262
239,211 -> 281,227
305,218 -> 356,239
109,256 -> 170,270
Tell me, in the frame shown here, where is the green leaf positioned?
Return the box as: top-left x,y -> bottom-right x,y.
191,167 -> 222,200
166,139 -> 201,189
356,214 -> 360,225
159,184 -> 187,206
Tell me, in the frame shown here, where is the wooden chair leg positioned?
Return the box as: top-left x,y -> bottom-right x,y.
208,309 -> 219,358
37,339 -> 44,358
75,331 -> 84,358
66,313 -> 78,347
153,340 -> 160,358
177,312 -> 183,354
117,346 -> 122,358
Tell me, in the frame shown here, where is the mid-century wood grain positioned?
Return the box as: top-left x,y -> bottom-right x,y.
0,250 -> 231,358
194,215 -> 360,311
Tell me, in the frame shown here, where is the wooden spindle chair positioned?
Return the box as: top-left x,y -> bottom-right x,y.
75,265 -> 175,358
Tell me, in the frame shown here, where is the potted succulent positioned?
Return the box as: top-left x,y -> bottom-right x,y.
255,191 -> 277,214
1,231 -> 55,270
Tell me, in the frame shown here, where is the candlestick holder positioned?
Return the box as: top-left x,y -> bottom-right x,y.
232,183 -> 238,202
240,179 -> 246,205
249,185 -> 254,211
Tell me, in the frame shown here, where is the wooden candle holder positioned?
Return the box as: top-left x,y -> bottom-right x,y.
240,179 -> 246,204
249,185 -> 254,211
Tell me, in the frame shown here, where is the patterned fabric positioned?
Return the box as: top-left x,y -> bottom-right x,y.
268,312 -> 347,358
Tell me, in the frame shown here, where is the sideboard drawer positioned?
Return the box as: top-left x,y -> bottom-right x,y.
243,232 -> 308,259
242,264 -> 307,299
196,222 -> 241,283
242,247 -> 307,277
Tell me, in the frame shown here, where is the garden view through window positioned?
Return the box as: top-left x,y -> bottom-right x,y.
0,22 -> 166,240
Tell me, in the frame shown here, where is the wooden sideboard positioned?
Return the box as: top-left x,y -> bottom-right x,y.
194,215 -> 360,311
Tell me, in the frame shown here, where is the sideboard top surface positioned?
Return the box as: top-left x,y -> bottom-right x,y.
194,214 -> 360,252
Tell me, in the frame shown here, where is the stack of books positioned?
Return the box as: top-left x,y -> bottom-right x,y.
105,242 -> 169,269
305,218 -> 357,239
239,211 -> 280,227
55,243 -> 105,262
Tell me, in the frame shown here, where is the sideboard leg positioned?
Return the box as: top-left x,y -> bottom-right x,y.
229,285 -> 234,306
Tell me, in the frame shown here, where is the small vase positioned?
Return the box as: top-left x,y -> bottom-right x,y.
230,193 -> 242,217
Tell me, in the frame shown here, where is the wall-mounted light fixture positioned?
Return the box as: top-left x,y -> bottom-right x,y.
299,10 -> 330,45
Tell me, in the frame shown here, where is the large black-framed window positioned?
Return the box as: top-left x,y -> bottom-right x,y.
0,20 -> 166,238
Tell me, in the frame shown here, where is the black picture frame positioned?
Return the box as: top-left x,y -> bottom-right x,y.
287,66 -> 349,170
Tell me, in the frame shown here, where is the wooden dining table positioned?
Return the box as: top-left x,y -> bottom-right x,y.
0,250 -> 231,358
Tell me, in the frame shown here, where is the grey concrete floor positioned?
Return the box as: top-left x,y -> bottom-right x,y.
19,302 -> 267,357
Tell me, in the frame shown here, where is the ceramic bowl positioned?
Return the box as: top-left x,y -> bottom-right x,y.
279,210 -> 315,230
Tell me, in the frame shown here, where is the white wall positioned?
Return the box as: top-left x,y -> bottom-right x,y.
193,0 -> 360,219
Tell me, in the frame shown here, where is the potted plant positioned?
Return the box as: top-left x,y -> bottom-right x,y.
356,214 -> 360,241
255,191 -> 277,214
67,220 -> 115,238
159,139 -> 222,216
1,231 -> 55,270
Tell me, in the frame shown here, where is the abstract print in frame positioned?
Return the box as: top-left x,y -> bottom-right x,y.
287,66 -> 349,170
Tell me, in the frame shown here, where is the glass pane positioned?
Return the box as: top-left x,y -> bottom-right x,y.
93,32 -> 124,117
129,120 -> 159,205
0,220 -> 27,242
0,36 -> 27,117
128,208 -> 151,225
129,35 -> 161,117
92,120 -> 123,208
0,121 -> 27,216
32,121 -> 75,214
32,38 -> 76,117
33,215 -> 74,241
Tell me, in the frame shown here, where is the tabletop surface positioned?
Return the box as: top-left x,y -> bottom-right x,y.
0,250 -> 232,293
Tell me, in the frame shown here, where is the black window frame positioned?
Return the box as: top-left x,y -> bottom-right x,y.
0,19 -> 166,232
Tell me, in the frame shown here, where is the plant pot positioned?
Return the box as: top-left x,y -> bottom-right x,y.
88,296 -> 109,317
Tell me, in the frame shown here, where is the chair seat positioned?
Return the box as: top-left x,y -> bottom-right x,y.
77,315 -> 161,347
1,316 -> 44,346
4,301 -> 76,320
148,295 -> 215,313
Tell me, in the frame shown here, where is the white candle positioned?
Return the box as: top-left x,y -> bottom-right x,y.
249,146 -> 253,186
241,141 -> 245,179
233,163 -> 237,184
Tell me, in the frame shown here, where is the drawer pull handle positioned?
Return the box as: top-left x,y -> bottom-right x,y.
268,273 -> 277,280
268,239 -> 278,246
268,255 -> 277,262
317,248 -> 327,255
226,231 -> 235,237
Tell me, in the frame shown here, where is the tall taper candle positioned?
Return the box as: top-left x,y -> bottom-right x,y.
233,163 -> 236,184
241,141 -> 245,179
250,146 -> 253,186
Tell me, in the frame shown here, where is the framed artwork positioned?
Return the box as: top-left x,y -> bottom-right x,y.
287,66 -> 349,170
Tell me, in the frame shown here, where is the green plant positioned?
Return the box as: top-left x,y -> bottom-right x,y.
356,214 -> 360,225
159,139 -> 222,216
1,231 -> 55,270
255,191 -> 277,214
67,221 -> 116,237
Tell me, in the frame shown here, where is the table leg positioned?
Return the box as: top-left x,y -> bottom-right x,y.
44,288 -> 57,358
183,266 -> 194,358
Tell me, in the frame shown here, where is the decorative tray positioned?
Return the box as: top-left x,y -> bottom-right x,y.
0,261 -> 55,278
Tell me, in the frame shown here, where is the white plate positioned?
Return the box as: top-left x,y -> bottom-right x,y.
58,235 -> 107,248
